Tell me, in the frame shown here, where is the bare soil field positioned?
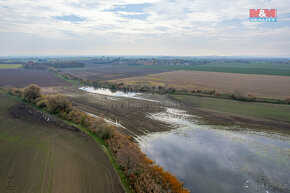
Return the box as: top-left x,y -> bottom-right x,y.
61,66 -> 172,80
112,70 -> 290,99
0,94 -> 124,193
41,85 -> 290,137
42,86 -> 172,136
0,69 -> 72,88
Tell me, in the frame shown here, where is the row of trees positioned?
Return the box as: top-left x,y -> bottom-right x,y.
49,69 -> 290,104
23,62 -> 84,70
86,80 -> 290,104
4,84 -> 189,193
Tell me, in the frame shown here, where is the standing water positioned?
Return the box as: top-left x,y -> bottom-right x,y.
79,86 -> 159,102
138,108 -> 290,193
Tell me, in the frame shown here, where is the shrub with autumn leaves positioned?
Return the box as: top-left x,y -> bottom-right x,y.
3,85 -> 189,193
107,131 -> 189,193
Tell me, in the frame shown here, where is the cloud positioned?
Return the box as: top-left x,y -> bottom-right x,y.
53,14 -> 87,23
108,3 -> 153,13
118,13 -> 150,20
0,0 -> 289,56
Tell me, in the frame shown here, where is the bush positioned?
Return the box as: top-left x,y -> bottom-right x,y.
23,84 -> 41,103
46,94 -> 72,114
99,125 -> 114,140
35,98 -> 47,108
7,87 -> 23,97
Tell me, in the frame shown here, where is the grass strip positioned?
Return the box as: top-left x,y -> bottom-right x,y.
0,91 -> 133,193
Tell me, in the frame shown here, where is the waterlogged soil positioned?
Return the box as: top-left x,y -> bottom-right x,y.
42,86 -> 181,136
42,86 -> 290,137
41,86 -> 290,193
138,108 -> 290,193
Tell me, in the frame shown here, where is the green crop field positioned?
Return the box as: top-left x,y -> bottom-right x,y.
0,64 -> 22,69
114,61 -> 290,76
171,94 -> 290,122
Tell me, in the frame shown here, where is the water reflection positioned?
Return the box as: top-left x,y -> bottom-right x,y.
139,108 -> 290,193
79,86 -> 159,102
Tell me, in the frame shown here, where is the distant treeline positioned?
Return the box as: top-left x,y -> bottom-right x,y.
23,62 -> 84,70
82,79 -> 289,104
49,69 -> 290,105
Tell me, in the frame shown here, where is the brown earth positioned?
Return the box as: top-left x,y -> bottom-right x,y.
42,86 -> 290,137
9,103 -> 81,133
185,107 -> 290,133
112,70 -> 290,99
0,94 -> 124,193
42,86 -> 172,136
0,69 -> 72,88
61,66 -> 172,80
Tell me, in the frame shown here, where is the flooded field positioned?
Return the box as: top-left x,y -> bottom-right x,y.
43,85 -> 290,193
80,86 -> 160,102
139,108 -> 290,193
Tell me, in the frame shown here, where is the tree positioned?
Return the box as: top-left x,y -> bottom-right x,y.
46,94 -> 72,114
23,84 -> 41,103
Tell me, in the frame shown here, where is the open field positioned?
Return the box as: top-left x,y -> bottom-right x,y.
0,64 -> 21,69
112,61 -> 290,76
112,70 -> 290,99
171,95 -> 290,123
0,94 -> 124,193
0,69 -> 72,88
60,65 -> 173,80
41,85 -> 290,137
42,86 -> 171,136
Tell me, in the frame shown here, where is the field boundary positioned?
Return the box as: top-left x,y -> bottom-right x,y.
1,91 -> 131,193
50,70 -> 290,104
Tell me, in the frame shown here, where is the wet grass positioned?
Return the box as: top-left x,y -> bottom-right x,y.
172,94 -> 290,122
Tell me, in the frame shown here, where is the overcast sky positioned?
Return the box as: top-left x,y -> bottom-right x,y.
0,0 -> 289,57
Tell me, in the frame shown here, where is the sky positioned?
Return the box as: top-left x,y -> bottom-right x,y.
0,0 -> 289,57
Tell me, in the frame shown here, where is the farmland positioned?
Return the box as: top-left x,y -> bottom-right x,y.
0,69 -> 72,88
112,60 -> 290,76
171,95 -> 290,123
0,64 -> 21,69
112,70 -> 290,99
41,86 -> 170,136
1,57 -> 290,193
0,93 -> 124,193
60,65 -> 173,80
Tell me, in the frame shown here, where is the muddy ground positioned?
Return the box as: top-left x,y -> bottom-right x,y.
43,86 -> 173,136
42,86 -> 290,137
186,108 -> 290,133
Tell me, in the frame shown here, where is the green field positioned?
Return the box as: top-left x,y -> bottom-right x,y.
0,64 -> 22,69
115,61 -> 290,76
171,94 -> 290,122
0,94 -> 123,193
